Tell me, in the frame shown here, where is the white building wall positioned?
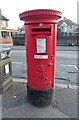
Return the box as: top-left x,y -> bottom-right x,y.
60,25 -> 76,33
67,25 -> 76,33
59,22 -> 77,33
77,1 -> 79,25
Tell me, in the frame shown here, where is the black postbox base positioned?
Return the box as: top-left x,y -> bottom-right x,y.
27,85 -> 54,107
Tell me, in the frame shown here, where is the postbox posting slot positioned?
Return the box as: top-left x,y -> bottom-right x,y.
31,28 -> 51,36
32,28 -> 51,32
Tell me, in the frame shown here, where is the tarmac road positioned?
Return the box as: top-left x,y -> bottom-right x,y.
10,46 -> 78,85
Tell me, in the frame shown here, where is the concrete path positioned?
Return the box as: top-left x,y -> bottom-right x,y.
2,81 -> 78,118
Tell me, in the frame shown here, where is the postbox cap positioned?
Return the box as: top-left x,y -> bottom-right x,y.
19,9 -> 62,23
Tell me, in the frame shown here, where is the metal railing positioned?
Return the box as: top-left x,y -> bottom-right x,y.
12,33 -> 79,46
57,33 -> 79,46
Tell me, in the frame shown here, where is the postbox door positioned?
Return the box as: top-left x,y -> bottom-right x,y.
31,35 -> 54,90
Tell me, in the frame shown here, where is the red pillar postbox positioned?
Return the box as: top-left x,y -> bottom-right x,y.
19,9 -> 62,106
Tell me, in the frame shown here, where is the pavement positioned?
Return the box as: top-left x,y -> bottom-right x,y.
1,45 -> 78,119
11,45 -> 78,51
1,78 -> 78,118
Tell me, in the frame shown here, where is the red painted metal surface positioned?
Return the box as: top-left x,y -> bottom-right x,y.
19,9 -> 62,90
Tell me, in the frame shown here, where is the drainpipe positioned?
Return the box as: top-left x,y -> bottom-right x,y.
0,9 -> 2,28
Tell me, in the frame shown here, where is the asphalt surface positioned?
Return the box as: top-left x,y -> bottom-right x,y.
11,46 -> 78,85
1,45 -> 78,118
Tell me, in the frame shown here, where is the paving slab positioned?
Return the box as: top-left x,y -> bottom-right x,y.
3,104 -> 68,118
2,81 -> 78,118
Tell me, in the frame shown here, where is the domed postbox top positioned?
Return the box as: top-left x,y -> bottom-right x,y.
19,9 -> 62,23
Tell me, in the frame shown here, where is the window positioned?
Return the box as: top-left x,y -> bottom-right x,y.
1,31 -> 10,38
11,32 -> 17,37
